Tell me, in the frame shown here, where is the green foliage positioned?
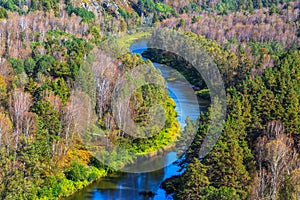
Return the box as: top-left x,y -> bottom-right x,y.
65,162 -> 88,181
66,5 -> 95,22
195,88 -> 210,99
0,7 -> 8,18
157,30 -> 300,200
180,0 -> 294,13
136,0 -> 177,21
112,54 -> 180,154
32,100 -> 60,137
175,158 -> 210,199
30,0 -> 58,12
9,58 -> 25,74
247,41 -> 284,62
0,0 -> 58,13
0,1 -> 299,199
192,15 -> 201,23
269,4 -> 281,15
0,0 -> 23,13
143,31 -> 243,88
89,25 -> 101,44
190,2 -> 202,13
118,8 -> 131,19
0,146 -> 46,200
0,28 -> 100,199
279,175 -> 296,200
155,3 -> 173,13
28,30 -> 94,81
234,50 -> 300,140
39,174 -> 75,198
178,18 -> 186,28
204,117 -> 252,198
75,61 -> 96,103
36,161 -> 105,199
24,57 -> 36,76
204,186 -> 241,200
170,41 -> 300,200
138,0 -> 155,13
35,54 -> 56,76
38,167 -> 103,199
50,78 -> 70,103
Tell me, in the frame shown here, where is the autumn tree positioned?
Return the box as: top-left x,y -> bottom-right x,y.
254,121 -> 299,200
0,74 -> 7,106
8,88 -> 32,154
0,112 -> 13,149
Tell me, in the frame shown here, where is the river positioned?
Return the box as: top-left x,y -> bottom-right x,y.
66,39 -> 205,200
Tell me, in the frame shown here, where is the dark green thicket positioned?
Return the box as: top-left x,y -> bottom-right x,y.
163,31 -> 300,199
133,0 -> 178,22
66,5 -> 95,22
142,49 -> 205,88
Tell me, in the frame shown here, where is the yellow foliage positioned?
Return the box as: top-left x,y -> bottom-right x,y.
291,168 -> 300,197
0,112 -> 13,147
60,143 -> 93,168
0,74 -> 7,102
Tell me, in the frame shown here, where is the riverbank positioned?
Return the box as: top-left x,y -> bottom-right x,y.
115,31 -> 152,49
61,32 -> 183,200
142,42 -> 211,100
64,37 -> 202,200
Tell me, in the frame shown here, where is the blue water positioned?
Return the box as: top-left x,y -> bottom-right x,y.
66,40 -> 202,200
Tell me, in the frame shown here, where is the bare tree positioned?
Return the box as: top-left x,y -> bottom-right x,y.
8,89 -> 32,154
91,50 -> 119,118
254,121 -> 299,200
265,135 -> 293,200
254,135 -> 268,200
22,112 -> 36,144
60,90 -> 93,155
95,76 -> 110,118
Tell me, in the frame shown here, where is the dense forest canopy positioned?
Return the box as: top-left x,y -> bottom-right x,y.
0,0 -> 299,199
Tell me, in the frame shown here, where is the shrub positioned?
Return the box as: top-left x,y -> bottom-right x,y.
64,162 -> 88,182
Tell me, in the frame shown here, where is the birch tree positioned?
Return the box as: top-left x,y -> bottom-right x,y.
255,121 -> 299,200
9,89 -> 32,153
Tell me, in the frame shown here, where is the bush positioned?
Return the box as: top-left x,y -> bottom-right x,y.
64,162 -> 88,182
87,166 -> 105,182
196,88 -> 210,100
38,165 -> 106,199
38,173 -> 76,199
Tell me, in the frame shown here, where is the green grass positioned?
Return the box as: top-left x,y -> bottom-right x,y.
115,31 -> 152,49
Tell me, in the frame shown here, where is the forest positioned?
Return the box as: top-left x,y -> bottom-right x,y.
0,0 -> 299,199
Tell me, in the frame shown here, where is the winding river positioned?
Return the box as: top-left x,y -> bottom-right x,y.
66,40 -> 206,200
